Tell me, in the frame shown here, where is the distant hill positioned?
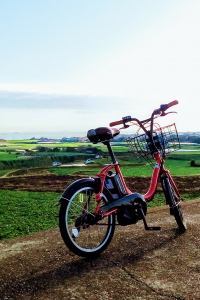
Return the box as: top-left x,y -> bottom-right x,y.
24,132 -> 200,144
178,133 -> 200,144
112,132 -> 200,144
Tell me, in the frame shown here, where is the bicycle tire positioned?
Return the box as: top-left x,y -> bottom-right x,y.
59,180 -> 115,257
162,176 -> 187,232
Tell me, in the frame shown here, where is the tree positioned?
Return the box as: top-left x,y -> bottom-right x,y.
52,147 -> 60,152
37,146 -> 47,152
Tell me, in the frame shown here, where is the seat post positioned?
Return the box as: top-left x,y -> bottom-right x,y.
103,141 -> 117,164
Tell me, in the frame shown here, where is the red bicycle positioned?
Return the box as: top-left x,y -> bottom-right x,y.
57,100 -> 187,257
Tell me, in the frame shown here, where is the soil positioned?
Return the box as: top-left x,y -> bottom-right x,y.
0,173 -> 200,196
1,200 -> 200,299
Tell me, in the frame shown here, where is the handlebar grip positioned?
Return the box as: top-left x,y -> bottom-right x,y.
109,120 -> 124,127
167,100 -> 178,109
160,100 -> 178,112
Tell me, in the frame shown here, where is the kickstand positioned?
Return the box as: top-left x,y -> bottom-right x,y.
138,205 -> 161,231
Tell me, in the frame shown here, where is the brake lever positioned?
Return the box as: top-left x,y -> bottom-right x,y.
160,111 -> 177,116
119,121 -> 139,130
119,124 -> 130,130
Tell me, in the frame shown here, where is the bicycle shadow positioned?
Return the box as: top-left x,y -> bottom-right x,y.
1,227 -> 186,299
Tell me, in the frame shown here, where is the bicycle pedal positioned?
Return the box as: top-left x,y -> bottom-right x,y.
145,226 -> 161,231
138,205 -> 161,231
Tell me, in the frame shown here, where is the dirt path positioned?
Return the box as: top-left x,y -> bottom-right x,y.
1,200 -> 200,299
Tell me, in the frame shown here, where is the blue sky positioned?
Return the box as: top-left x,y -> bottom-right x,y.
0,0 -> 200,138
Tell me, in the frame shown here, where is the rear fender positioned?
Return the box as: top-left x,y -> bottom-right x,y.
55,177 -> 101,206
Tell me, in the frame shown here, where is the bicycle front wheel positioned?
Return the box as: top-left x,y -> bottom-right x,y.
59,181 -> 115,257
162,176 -> 187,232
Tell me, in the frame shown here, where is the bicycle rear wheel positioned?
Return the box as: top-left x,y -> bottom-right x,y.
162,176 -> 187,232
59,180 -> 115,257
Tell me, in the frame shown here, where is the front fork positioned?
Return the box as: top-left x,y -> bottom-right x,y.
161,174 -> 182,209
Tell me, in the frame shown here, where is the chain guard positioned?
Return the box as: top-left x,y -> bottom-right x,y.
117,198 -> 147,226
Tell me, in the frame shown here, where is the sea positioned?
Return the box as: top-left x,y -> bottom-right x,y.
0,132 -> 84,140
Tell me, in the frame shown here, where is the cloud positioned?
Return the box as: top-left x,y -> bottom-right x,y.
0,90 -> 138,112
0,90 -> 145,135
0,91 -> 89,109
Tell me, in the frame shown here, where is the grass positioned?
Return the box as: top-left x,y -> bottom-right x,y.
1,139 -> 200,152
171,151 -> 200,159
0,152 -> 25,161
180,143 -> 200,150
36,151 -> 88,157
0,190 -> 60,240
1,140 -> 200,240
50,156 -> 200,177
1,188 -> 199,240
165,159 -> 200,176
146,192 -> 200,208
0,147 -> 199,177
5,141 -> 93,150
0,170 -> 9,177
7,140 -> 39,143
121,159 -> 200,177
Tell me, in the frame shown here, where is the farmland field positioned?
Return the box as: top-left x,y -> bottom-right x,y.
0,140 -> 200,177
0,152 -> 26,161
49,155 -> 200,177
1,174 -> 200,240
0,190 -> 60,239
0,140 -> 200,178
0,139 -> 200,240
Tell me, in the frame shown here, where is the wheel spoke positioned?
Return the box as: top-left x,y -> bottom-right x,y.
62,196 -> 95,217
59,184 -> 115,256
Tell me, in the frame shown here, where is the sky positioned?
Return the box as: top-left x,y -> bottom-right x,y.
0,0 -> 200,139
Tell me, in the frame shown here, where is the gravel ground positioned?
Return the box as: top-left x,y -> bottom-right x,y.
1,199 -> 200,300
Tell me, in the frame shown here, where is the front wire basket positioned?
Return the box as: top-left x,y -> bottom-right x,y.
127,123 -> 180,167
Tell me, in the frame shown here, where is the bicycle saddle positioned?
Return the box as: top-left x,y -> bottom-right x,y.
87,127 -> 120,143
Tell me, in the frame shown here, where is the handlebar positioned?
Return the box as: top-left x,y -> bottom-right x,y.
109,100 -> 178,128
110,120 -> 124,127
155,100 -> 178,115
161,100 -> 178,111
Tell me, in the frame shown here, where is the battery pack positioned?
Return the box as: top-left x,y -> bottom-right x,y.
104,172 -> 127,200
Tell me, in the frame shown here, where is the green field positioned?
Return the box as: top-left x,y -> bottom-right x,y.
1,188 -> 199,240
1,149 -> 200,177
0,170 -> 9,177
0,141 -> 93,150
180,143 -> 200,150
0,190 -> 60,239
1,140 -> 200,240
0,151 -> 24,160
49,152 -> 200,177
1,139 -> 200,175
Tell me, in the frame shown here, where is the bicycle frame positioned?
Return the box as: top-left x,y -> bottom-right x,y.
94,151 -> 180,218
92,100 -> 181,219
143,152 -> 180,200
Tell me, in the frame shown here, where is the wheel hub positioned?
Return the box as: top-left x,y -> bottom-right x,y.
75,213 -> 97,230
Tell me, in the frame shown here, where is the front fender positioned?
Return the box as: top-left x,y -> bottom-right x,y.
55,177 -> 101,206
